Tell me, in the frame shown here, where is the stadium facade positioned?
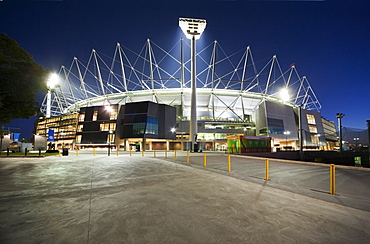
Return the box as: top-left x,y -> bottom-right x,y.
35,23 -> 338,152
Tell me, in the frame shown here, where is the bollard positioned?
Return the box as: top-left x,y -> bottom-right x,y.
165,150 -> 168,159
142,150 -> 144,157
130,149 -> 132,156
228,155 -> 231,172
186,151 -> 190,163
59,150 -> 61,157
76,149 -> 79,157
265,159 -> 269,181
174,150 -> 177,160
93,148 -> 96,156
203,153 -> 207,167
25,148 -> 28,156
154,149 -> 156,157
116,149 -> 118,156
330,164 -> 336,195
7,148 -> 10,156
39,148 -> 41,156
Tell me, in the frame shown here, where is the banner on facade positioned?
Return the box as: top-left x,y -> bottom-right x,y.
48,129 -> 55,141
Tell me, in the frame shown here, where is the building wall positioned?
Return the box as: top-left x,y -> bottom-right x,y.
121,101 -> 176,140
78,105 -> 118,145
300,109 -> 325,148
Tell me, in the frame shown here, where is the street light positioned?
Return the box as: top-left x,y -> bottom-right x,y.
106,106 -> 113,156
179,17 -> 206,152
336,113 -> 345,161
354,137 -> 359,149
46,73 -> 59,118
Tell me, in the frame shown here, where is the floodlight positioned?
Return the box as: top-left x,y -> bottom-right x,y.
178,17 -> 207,152
179,18 -> 207,40
105,105 -> 114,113
280,88 -> 289,101
46,73 -> 59,118
47,73 -> 59,89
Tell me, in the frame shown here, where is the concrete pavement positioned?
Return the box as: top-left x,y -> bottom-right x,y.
0,152 -> 369,243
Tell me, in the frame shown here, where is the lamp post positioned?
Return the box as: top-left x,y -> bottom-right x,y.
46,73 -> 59,118
354,137 -> 359,149
336,113 -> 345,161
106,106 -> 114,156
179,17 -> 206,152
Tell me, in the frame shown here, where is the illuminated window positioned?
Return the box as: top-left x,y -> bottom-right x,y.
145,117 -> 158,135
311,135 -> 319,145
75,135 -> 82,144
308,125 -> 318,133
107,134 -> 115,143
77,124 -> 84,132
79,113 -> 85,122
110,108 -> 118,120
306,114 -> 316,125
92,111 -> 98,121
100,123 -> 116,131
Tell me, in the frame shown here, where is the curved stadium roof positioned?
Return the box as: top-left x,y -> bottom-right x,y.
41,39 -> 321,120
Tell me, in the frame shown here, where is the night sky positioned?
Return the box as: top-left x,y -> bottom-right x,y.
1,0 -> 369,139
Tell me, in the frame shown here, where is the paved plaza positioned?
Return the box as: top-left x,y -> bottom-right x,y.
0,151 -> 369,243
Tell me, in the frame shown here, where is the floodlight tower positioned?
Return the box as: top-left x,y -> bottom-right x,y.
46,73 -> 59,118
179,17 -> 207,152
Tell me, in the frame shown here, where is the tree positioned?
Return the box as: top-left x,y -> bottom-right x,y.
0,33 -> 47,124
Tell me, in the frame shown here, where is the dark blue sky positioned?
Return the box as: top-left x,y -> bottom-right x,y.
1,0 -> 369,139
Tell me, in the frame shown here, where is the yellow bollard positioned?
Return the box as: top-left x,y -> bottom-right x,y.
130,149 -> 132,156
142,150 -> 144,157
76,149 -> 79,156
203,153 -> 207,167
330,164 -> 336,195
228,155 -> 231,172
186,151 -> 190,163
116,149 -> 118,156
165,150 -> 168,158
174,150 -> 177,160
59,150 -> 61,157
265,159 -> 269,181
154,149 -> 156,157
93,148 -> 96,156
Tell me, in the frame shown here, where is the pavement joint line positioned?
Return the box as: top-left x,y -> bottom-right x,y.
227,154 -> 370,172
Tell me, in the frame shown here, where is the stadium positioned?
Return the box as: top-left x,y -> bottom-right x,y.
35,18 -> 335,152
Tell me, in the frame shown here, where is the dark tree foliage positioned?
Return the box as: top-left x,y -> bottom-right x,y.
0,33 -> 47,124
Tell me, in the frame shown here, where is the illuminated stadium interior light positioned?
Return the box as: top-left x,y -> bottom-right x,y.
280,88 -> 290,102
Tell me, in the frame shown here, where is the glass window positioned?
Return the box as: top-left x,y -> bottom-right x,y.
77,124 -> 83,132
308,125 -> 318,133
100,123 -> 116,131
75,135 -> 82,144
110,108 -> 118,120
306,114 -> 316,125
92,111 -> 98,121
79,113 -> 85,122
311,135 -> 319,145
133,122 -> 145,134
267,118 -> 284,134
107,134 -> 115,143
145,117 -> 158,135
